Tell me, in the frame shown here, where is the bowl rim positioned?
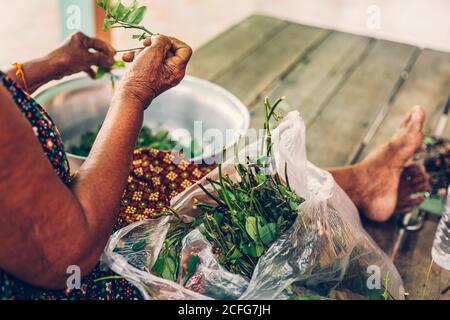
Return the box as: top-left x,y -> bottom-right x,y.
35,74 -> 251,163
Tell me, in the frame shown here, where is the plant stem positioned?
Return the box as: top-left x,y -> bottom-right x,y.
115,20 -> 154,36
116,47 -> 146,53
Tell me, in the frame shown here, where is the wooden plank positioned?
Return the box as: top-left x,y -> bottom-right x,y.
440,96 -> 449,138
395,215 -> 450,300
444,116 -> 450,138
250,32 -> 373,130
362,217 -> 399,255
188,15 -> 287,81
305,40 -> 418,168
215,23 -> 330,107
358,49 -> 450,160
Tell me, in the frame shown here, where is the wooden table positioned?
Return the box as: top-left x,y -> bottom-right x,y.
187,15 -> 450,300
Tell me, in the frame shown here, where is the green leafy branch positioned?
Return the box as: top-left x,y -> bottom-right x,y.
97,0 -> 153,41
95,0 -> 154,85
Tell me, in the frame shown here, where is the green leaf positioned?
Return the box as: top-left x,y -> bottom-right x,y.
187,255 -> 200,274
289,293 -> 322,300
127,0 -> 139,13
259,223 -> 277,246
127,6 -> 147,25
112,60 -> 126,69
115,3 -> 128,19
152,257 -> 165,275
245,216 -> 258,242
110,1 -> 121,16
424,136 -> 436,146
132,34 -> 142,39
256,244 -> 265,257
95,67 -> 108,79
96,0 -> 111,10
96,0 -> 105,9
154,130 -> 169,141
289,200 -> 300,212
241,243 -> 257,257
132,33 -> 150,41
181,255 -> 200,286
420,196 -> 445,215
213,211 -> 224,226
102,19 -> 115,32
161,254 -> 178,281
241,243 -> 264,258
132,239 -> 147,252
256,174 -> 267,185
227,247 -> 243,261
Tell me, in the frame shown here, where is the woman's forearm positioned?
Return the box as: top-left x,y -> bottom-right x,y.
70,92 -> 145,252
0,85 -> 145,289
5,32 -> 116,94
5,55 -> 65,94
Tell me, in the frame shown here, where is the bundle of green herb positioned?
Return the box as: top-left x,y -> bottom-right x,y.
196,97 -> 304,279
149,98 -> 304,283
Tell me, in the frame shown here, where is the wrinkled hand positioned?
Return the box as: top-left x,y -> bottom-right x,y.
117,35 -> 192,110
49,32 -> 116,79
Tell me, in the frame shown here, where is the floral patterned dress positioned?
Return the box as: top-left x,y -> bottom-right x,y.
0,71 -> 212,300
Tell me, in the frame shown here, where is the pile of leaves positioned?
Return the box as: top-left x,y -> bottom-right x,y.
68,125 -> 178,157
150,98 -> 304,282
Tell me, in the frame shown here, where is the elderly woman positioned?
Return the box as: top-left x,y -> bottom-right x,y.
0,33 -> 429,300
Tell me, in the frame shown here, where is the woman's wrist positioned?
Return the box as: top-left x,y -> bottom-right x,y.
6,56 -> 66,93
42,52 -> 73,80
114,82 -> 155,112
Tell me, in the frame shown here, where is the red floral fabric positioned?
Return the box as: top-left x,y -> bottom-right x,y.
116,149 -> 213,229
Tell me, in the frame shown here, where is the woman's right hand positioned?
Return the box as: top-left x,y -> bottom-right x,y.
117,35 -> 193,110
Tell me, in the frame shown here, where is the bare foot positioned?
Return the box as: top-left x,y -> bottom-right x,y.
331,106 -> 428,222
354,106 -> 426,221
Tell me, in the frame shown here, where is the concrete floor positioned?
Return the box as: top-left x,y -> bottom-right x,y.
1,0 -> 449,68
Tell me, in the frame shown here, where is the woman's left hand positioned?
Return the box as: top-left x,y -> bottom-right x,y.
49,32 -> 116,79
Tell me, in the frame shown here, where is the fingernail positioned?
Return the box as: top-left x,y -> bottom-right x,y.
150,34 -> 159,45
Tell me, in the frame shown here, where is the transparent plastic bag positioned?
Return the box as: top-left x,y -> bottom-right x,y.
101,111 -> 405,300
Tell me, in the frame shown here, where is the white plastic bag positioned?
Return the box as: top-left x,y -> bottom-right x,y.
101,111 -> 405,300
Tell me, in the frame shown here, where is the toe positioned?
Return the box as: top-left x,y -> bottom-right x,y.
409,106 -> 426,132
400,163 -> 429,185
401,110 -> 413,128
409,179 -> 431,193
396,195 -> 425,214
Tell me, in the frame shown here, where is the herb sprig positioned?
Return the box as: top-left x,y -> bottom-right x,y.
95,0 -> 154,83
97,0 -> 153,41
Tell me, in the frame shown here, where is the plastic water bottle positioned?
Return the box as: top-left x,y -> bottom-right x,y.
431,186 -> 450,270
